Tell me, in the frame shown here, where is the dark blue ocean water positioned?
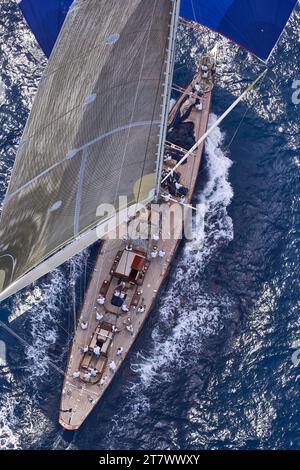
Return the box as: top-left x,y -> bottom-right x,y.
0,1 -> 300,450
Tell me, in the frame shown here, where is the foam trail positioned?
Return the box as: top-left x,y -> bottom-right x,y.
12,251 -> 88,379
0,79 -> 5,105
0,252 -> 88,449
0,367 -> 53,449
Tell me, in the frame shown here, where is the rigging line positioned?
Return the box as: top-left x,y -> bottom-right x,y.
225,105 -> 250,150
0,319 -> 65,376
55,315 -> 75,339
72,262 -> 77,335
168,195 -> 198,211
67,266 -> 71,342
190,0 -> 197,23
73,146 -> 88,237
225,66 -> 269,149
174,63 -> 188,72
84,255 -> 87,294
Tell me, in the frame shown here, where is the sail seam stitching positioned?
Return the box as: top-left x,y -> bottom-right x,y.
4,120 -> 160,205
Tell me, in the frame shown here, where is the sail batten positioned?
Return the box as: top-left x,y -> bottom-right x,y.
0,0 -> 174,300
4,120 -> 161,206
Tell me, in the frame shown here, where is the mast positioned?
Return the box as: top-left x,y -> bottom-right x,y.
154,0 -> 181,201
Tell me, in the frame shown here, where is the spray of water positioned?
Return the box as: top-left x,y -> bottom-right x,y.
0,252 -> 88,449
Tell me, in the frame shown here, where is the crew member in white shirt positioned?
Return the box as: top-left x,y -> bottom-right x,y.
90,368 -> 98,377
97,295 -> 105,305
96,311 -> 104,321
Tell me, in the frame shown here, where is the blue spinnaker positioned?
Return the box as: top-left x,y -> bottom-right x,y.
19,1 -> 297,61
180,0 -> 297,61
18,0 -> 73,57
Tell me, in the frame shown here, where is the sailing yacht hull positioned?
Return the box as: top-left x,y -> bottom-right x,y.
59,69 -> 213,430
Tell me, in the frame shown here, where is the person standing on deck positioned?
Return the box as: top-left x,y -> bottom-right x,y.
90,368 -> 98,377
151,246 -> 158,258
97,295 -> 105,305
96,311 -> 104,321
100,375 -> 108,386
126,324 -> 134,335
161,193 -> 171,203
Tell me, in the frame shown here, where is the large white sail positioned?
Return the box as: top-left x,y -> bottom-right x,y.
0,0 -> 179,300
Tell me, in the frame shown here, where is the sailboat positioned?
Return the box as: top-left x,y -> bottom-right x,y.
0,0 -> 297,429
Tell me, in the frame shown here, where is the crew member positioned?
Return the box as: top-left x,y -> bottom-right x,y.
97,295 -> 105,305
90,368 -> 98,377
96,311 -> 104,321
80,320 -> 88,330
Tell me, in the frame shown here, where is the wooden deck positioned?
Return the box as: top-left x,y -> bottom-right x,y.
59,64 -> 213,430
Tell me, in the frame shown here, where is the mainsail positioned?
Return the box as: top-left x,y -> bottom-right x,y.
0,0 -> 296,300
0,0 -> 178,300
